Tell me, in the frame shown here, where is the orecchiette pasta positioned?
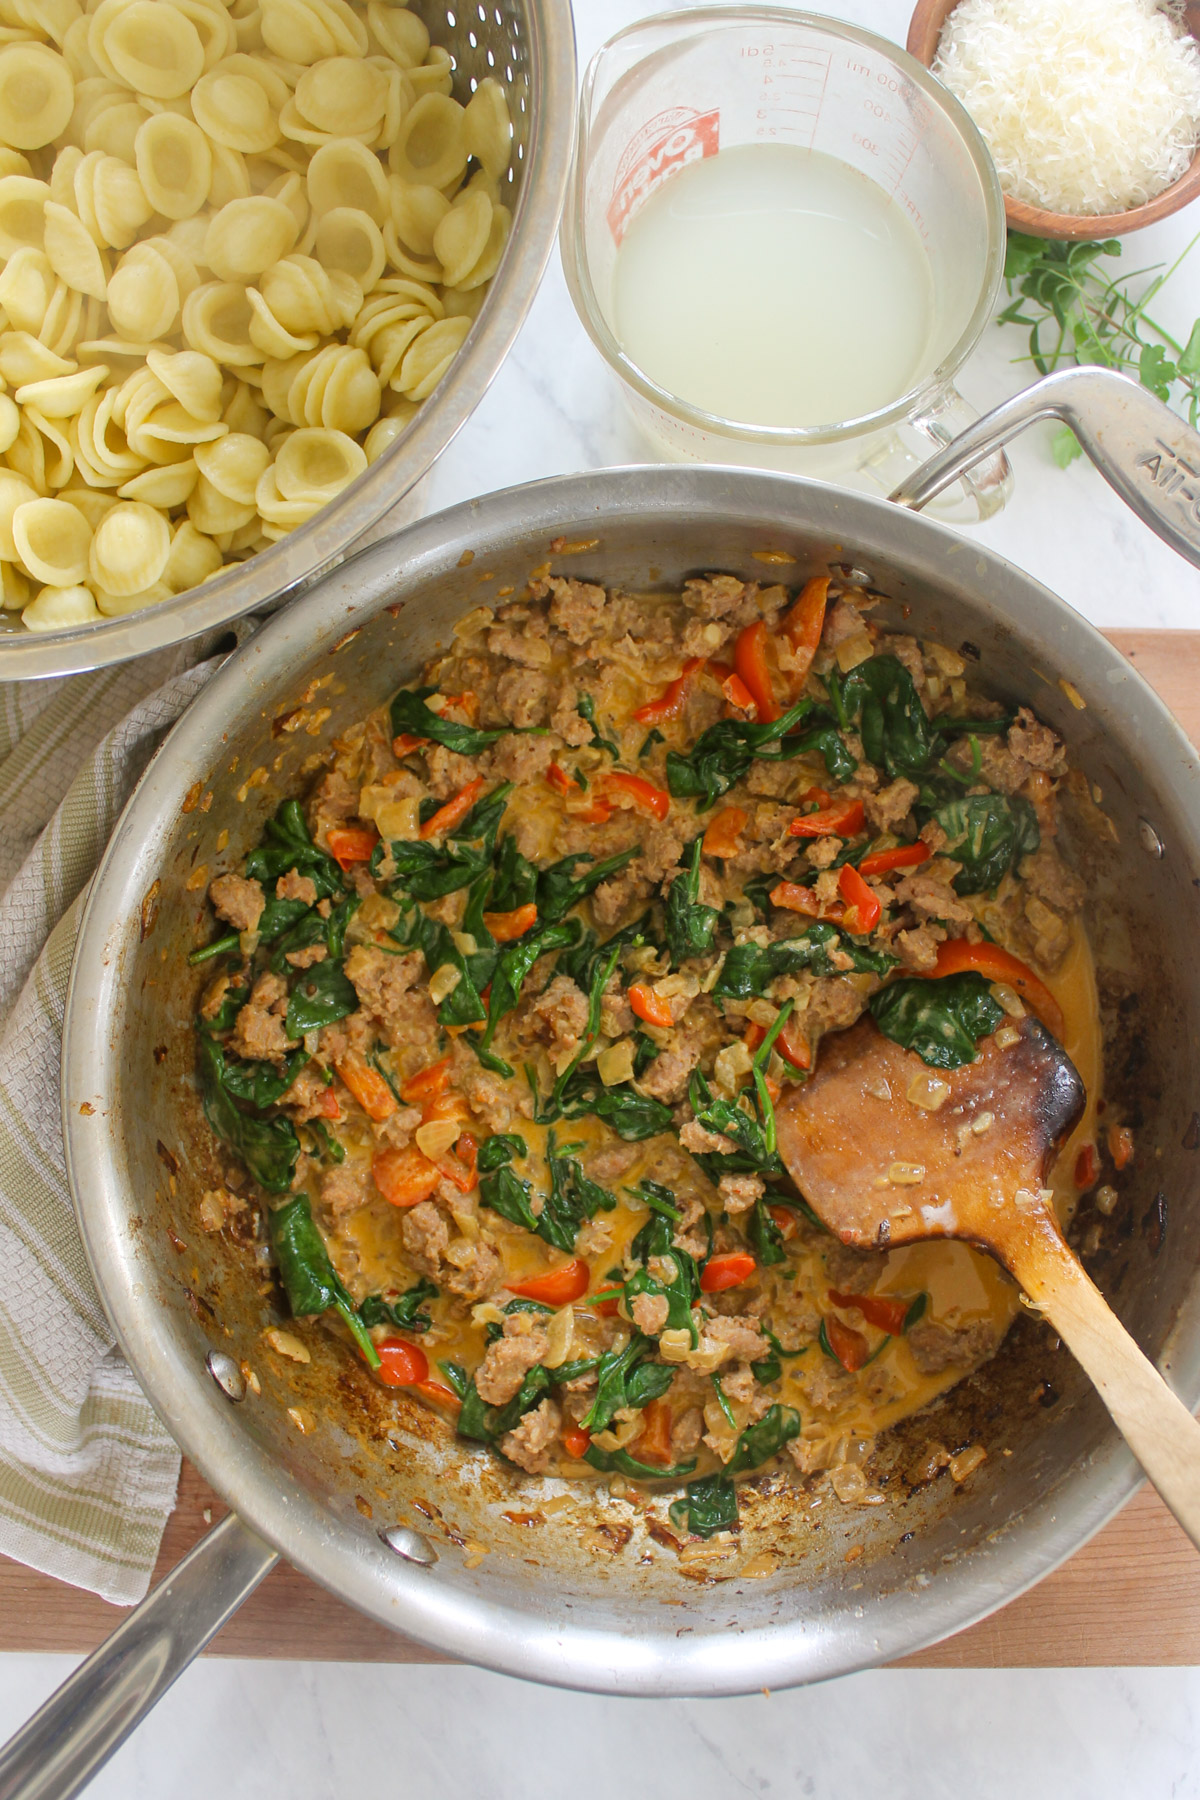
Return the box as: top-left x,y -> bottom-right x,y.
12,494 -> 91,583
88,498 -> 170,593
0,0 -> 516,633
135,113 -> 212,219
0,42 -> 74,150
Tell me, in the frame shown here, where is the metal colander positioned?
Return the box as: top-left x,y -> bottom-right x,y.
0,0 -> 576,681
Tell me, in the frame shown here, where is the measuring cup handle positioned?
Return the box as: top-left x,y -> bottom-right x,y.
899,381 -> 1013,522
891,366 -> 1200,569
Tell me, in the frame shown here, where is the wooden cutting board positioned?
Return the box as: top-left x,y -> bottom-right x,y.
4,628 -> 1199,1670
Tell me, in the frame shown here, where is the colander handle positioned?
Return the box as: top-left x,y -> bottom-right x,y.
889,365 -> 1200,570
0,1513 -> 277,1800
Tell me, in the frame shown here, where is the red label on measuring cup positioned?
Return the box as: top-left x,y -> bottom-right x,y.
606,107 -> 720,246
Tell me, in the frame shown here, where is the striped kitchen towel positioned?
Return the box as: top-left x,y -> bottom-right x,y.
0,637 -> 237,1605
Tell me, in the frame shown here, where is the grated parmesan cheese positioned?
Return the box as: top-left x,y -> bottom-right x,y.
934,0 -> 1200,215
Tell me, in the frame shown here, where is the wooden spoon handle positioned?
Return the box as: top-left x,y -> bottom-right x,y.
1003,1219 -> 1200,1551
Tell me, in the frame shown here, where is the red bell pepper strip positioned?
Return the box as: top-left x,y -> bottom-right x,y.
546,763 -> 572,797
633,657 -> 706,725
419,775 -> 485,840
604,772 -> 670,821
857,841 -> 931,878
788,797 -> 865,838
781,575 -> 829,692
837,862 -> 881,933
770,880 -> 843,922
722,671 -> 757,713
482,903 -> 538,942
436,1132 -> 478,1194
636,1397 -> 675,1466
629,982 -> 673,1028
824,1314 -> 870,1372
392,734 -> 429,757
800,785 -> 832,809
508,1258 -> 590,1306
828,1289 -> 911,1337
372,1145 -> 441,1207
400,1056 -> 451,1104
702,806 -> 748,858
375,1339 -> 430,1386
561,1421 -> 592,1458
699,1252 -> 757,1294
930,939 -> 1065,1041
733,620 -> 779,722
335,1051 -> 397,1123
744,1018 -> 809,1071
326,825 -> 379,869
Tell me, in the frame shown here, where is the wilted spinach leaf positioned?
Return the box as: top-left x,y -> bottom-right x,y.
198,1034 -> 300,1193
268,1193 -> 378,1363
219,1046 -> 308,1110
539,1130 -> 617,1252
284,958 -> 358,1037
828,655 -> 938,779
713,924 -> 895,1000
870,970 -> 1005,1070
727,1403 -> 801,1474
665,696 -> 814,809
244,800 -> 343,899
672,1472 -> 738,1538
384,783 -> 512,903
664,836 -> 718,966
929,793 -> 1040,894
359,1277 -> 438,1333
554,1073 -> 673,1141
476,1133 -> 527,1172
479,1163 -> 539,1233
390,686 -> 510,757
538,846 -> 640,924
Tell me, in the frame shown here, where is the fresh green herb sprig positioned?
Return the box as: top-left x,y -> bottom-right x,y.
999,230 -> 1200,468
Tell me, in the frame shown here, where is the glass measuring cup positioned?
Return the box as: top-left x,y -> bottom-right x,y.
561,7 -> 1012,519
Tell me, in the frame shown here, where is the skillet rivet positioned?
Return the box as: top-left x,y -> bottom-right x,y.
1137,818 -> 1165,858
205,1351 -> 246,1402
379,1525 -> 438,1566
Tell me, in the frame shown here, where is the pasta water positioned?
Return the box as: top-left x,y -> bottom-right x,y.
612,144 -> 937,430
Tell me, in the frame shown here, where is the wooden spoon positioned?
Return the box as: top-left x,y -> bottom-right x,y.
776,1015 -> 1200,1550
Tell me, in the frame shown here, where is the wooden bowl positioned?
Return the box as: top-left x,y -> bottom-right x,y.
907,0 -> 1200,238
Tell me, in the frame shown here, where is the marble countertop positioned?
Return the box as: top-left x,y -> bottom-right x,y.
4,1 -> 1200,1793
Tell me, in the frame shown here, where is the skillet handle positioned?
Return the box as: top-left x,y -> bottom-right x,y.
0,1513 -> 278,1800
889,365 -> 1200,570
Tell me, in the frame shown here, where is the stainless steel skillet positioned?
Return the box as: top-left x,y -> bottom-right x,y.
3,366 -> 1200,1799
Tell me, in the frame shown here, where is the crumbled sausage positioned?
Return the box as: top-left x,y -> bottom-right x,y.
276,868 -> 317,906
320,1162 -> 370,1218
539,576 -> 607,646
895,925 -> 945,972
865,778 -> 919,833
500,1398 -> 561,1473
524,974 -> 589,1062
705,1314 -> 766,1361
894,866 -> 974,927
631,1292 -> 669,1335
718,1173 -> 765,1214
229,971 -> 293,1062
475,1312 -> 550,1404
1008,707 -> 1065,774
344,946 -> 434,1047
209,872 -> 264,933
400,1201 -> 450,1278
495,666 -> 548,728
